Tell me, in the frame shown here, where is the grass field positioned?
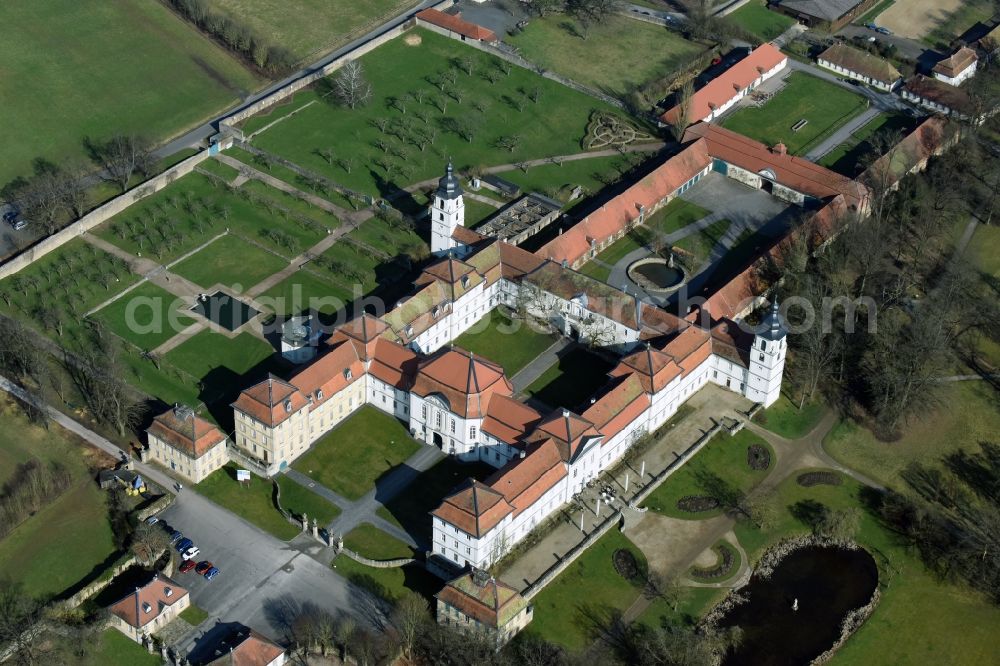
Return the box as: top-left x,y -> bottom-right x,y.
246,29 -> 624,196
276,475 -> 341,524
525,347 -> 615,410
753,394 -> 826,439
258,270 -> 355,317
207,0 -> 418,62
292,406 -> 420,500
197,465 -> 300,540
527,529 -> 649,651
86,629 -> 162,666
723,72 -> 868,155
333,555 -> 440,603
641,429 -> 773,519
453,310 -> 557,375
499,155 -> 643,207
922,0 -> 994,49
507,13 -> 704,98
171,234 -> 288,290
647,198 -> 712,235
343,523 -> 415,559
726,1 -> 795,41
179,603 -> 210,627
377,458 -> 495,540
819,113 -> 914,176
673,218 -> 731,266
164,329 -> 280,406
0,1 -> 260,186
93,282 -> 195,352
593,227 -> 656,266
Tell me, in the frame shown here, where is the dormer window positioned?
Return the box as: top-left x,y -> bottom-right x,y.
316,389 -> 324,400
432,306 -> 440,319
460,275 -> 469,288
164,587 -> 173,597
142,602 -> 152,614
405,324 -> 413,336
283,399 -> 293,413
343,368 -> 352,380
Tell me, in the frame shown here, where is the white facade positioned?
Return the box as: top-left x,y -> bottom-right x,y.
430,163 -> 465,255
817,57 -> 901,92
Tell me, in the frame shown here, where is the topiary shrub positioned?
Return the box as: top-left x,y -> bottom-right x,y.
613,548 -> 640,581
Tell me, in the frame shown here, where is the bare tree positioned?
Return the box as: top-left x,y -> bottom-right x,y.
88,134 -> 153,192
130,522 -> 169,564
333,60 -> 373,109
670,80 -> 695,141
390,591 -> 429,660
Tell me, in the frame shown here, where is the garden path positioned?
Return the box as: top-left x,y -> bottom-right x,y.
510,338 -> 575,393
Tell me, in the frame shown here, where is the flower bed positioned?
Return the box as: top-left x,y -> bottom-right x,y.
797,471 -> 843,487
746,444 -> 771,471
613,548 -> 641,581
677,495 -> 721,513
691,542 -> 737,581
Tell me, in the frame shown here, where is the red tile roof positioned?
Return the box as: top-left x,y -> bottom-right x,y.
903,74 -> 974,116
710,318 -> 753,367
526,409 -> 602,462
368,337 -> 419,390
432,479 -> 513,536
436,573 -> 528,628
818,43 -> 901,86
682,123 -> 868,209
499,241 -> 546,279
108,575 -> 187,630
147,406 -> 226,459
583,374 -> 650,440
289,340 -> 364,406
860,116 -> 954,191
536,140 -> 711,267
416,9 -> 498,42
486,439 -> 567,517
611,344 -> 682,393
232,377 -> 308,427
329,313 -> 390,360
205,628 -> 286,666
411,348 -> 513,418
933,47 -> 977,79
662,43 -> 787,125
481,394 -> 542,445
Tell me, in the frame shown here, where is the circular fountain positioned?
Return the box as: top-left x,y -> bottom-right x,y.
626,253 -> 687,293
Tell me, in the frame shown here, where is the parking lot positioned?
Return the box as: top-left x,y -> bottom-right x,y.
158,489 -> 384,649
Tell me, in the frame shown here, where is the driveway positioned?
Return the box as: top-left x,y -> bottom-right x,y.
160,490 -> 385,649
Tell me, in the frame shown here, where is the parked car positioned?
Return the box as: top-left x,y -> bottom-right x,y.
179,560 -> 197,573
145,516 -> 159,526
876,27 -> 891,35
204,567 -> 220,581
195,561 -> 213,574
176,538 -> 193,553
169,530 -> 183,543
9,218 -> 27,231
182,546 -> 201,561
864,22 -> 877,30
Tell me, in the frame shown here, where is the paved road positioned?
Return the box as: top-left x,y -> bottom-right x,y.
804,106 -> 882,161
510,338 -> 574,394
837,24 -> 933,63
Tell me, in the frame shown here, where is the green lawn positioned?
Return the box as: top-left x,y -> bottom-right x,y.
726,1 -> 795,41
753,395 -> 826,439
258,269 -> 356,317
723,72 -> 869,155
593,227 -> 656,266
196,465 -> 300,540
641,429 -> 774,519
673,218 -> 731,265
464,199 -> 500,229
332,556 -> 440,603
93,281 -> 195,352
525,347 -> 615,410
527,529 -> 649,651
731,472 -> 1000,665
198,157 -> 242,183
0,0 -> 260,186
824,379 -> 1000,489
246,28 -> 624,196
225,146 -> 359,211
578,260 -> 612,283
453,310 -> 557,375
171,234 -> 288,290
343,523 -> 415,559
179,604 -> 210,627
923,0 -> 994,49
819,113 -> 915,177
377,458 -> 495,541
276,475 -> 341,524
164,330 -> 280,406
689,539 -> 741,583
499,155 -> 641,207
207,0 -> 418,62
647,198 -> 712,235
507,13 -> 704,97
86,629 -> 163,666
292,406 -> 420,500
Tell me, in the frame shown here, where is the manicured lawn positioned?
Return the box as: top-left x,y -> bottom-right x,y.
247,29 -> 624,195
198,157 -> 242,183
332,556 -> 440,603
824,380 -> 1000,488
343,523 -> 415,559
673,218 -> 731,265
0,238 -> 139,348
164,330 -> 280,406
453,310 -> 557,375
464,199 -> 500,229
689,539 -> 742,583
171,234 -> 288,290
647,198 -> 712,235
731,473 -> 1000,665
641,429 -> 774,519
95,172 -> 327,264
726,1 -> 795,41
525,347 -> 615,410
753,395 -> 826,439
258,269 -> 355,317
377,458 -> 495,541
527,529 -> 649,651
968,222 -> 1000,277
180,603 -> 210,626
507,13 -> 704,97
93,282 -> 195,352
578,260 -> 612,283
499,155 -> 640,207
819,113 -> 915,176
276,475 -> 341,524
207,0 -> 417,61
723,72 -> 869,155
292,406 -> 421,500
87,629 -> 162,666
593,227 -> 655,266
0,0 -> 260,186
196,465 -> 300,540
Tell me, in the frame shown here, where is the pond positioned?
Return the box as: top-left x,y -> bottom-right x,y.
718,546 -> 878,666
634,262 -> 684,289
191,290 -> 259,332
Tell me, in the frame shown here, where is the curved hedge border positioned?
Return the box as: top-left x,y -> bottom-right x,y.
691,541 -> 738,581
797,471 -> 843,487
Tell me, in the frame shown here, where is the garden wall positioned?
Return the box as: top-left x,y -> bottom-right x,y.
0,149 -> 210,280
630,421 -> 724,506
340,548 -> 415,569
521,510 -> 623,600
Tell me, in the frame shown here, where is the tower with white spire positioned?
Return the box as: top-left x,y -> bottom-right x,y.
430,162 -> 465,255
746,299 -> 787,407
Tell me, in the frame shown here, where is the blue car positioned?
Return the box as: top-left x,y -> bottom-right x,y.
204,567 -> 220,581
169,531 -> 183,544
176,538 -> 194,553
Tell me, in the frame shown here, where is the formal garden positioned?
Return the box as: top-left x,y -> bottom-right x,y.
453,309 -> 558,376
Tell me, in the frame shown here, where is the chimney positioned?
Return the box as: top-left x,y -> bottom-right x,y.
519,450 -> 526,459
772,143 -> 787,156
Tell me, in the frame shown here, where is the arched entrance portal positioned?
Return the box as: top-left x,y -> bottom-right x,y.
433,432 -> 444,448
762,180 -> 774,194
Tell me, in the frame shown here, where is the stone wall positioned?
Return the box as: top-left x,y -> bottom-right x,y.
58,553 -> 139,611
630,421 -> 724,506
521,510 -> 623,600
136,494 -> 175,522
340,548 -> 416,569
0,149 -> 210,280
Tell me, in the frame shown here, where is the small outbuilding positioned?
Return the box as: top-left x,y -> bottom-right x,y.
435,569 -> 533,647
817,43 -> 902,91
